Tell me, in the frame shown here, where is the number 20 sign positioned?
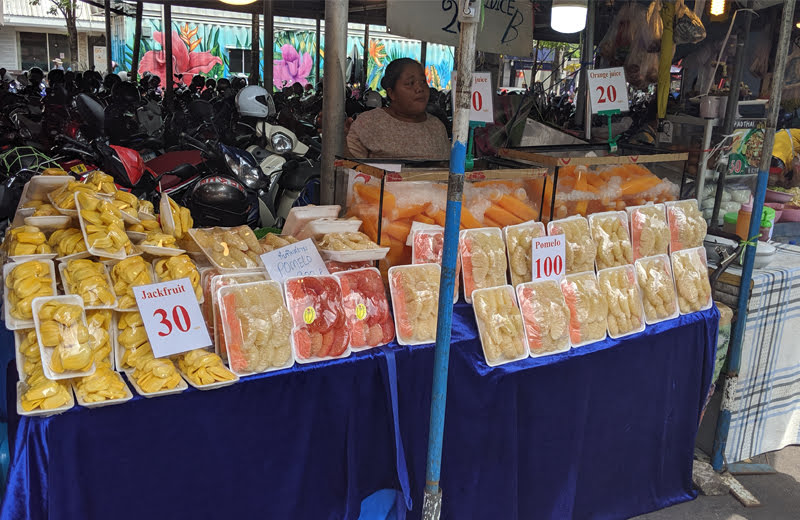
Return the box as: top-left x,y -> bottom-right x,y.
587,67 -> 629,114
530,235 -> 567,283
134,278 -> 211,358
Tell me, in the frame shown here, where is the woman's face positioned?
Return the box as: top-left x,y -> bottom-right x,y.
388,64 -> 429,116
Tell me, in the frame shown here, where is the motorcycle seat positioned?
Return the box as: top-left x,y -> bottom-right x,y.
166,163 -> 197,180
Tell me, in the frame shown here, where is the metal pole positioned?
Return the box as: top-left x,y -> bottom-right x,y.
711,9 -> 752,225
163,3 -> 173,100
104,0 -> 113,74
422,2 -> 479,518
576,0 -> 594,133
315,15 -> 321,87
263,0 -> 273,90
420,41 -> 428,68
131,1 -> 143,82
363,22 -> 369,88
320,0 -> 348,206
251,12 -> 260,85
711,0 -> 796,472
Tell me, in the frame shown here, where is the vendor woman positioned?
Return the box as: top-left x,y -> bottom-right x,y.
346,58 -> 450,160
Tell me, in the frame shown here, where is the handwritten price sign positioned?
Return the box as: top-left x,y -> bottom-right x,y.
530,235 -> 566,282
260,238 -> 329,284
587,67 -> 629,114
134,278 -> 211,358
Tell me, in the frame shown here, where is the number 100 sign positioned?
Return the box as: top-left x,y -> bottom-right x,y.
134,278 -> 211,358
530,235 -> 566,282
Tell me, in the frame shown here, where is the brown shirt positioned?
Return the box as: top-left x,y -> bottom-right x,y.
346,108 -> 450,160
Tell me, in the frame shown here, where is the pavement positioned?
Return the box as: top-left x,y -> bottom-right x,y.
634,446 -> 800,520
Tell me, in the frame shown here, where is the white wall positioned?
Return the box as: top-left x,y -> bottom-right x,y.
0,28 -> 18,70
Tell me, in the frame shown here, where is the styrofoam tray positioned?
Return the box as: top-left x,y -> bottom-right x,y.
459,227 -> 506,304
503,220 -> 546,287
119,208 -> 140,225
283,205 -> 340,237
317,246 -> 389,263
151,258 -> 205,304
74,193 -> 129,260
14,329 -> 37,383
633,254 -> 680,325
58,261 -> 118,310
23,215 -> 72,231
560,271 -> 608,348
588,210 -> 632,271
138,244 -> 186,257
3,259 -> 58,330
55,250 -> 91,263
72,371 -> 134,408
8,253 -> 57,263
159,193 -> 177,237
596,265 -> 646,339
388,264 -> 441,346
126,231 -> 147,243
471,285 -> 530,367
138,210 -> 157,222
31,294 -> 96,380
108,262 -> 154,312
17,381 -> 75,418
187,228 -> 264,272
297,218 -> 362,240
515,281 -> 572,358
16,175 -> 72,212
671,246 -> 714,315
177,365 -> 239,391
47,190 -> 78,216
210,273 -> 269,361
334,267 -> 395,351
126,370 -> 188,398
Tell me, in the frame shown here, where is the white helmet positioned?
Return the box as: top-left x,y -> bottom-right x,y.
118,71 -> 128,82
236,85 -> 275,118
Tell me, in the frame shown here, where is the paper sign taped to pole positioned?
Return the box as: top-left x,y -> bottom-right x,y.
387,0 -> 533,56
451,72 -> 495,123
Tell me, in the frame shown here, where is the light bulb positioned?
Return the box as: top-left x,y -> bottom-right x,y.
551,0 -> 588,34
220,0 -> 258,5
710,0 -> 726,16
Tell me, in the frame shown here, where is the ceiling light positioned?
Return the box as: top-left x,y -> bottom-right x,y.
710,0 -> 727,16
220,0 -> 258,5
551,0 -> 587,34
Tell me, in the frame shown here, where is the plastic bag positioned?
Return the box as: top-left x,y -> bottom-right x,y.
589,211 -> 633,270
211,272 -> 270,361
472,286 -> 527,366
598,4 -> 646,64
459,228 -> 507,303
33,296 -> 94,379
412,228 -> 460,300
634,255 -> 678,323
85,309 -> 113,368
61,259 -> 116,309
671,247 -> 712,314
674,0 -> 706,45
560,272 -> 608,347
628,204 -> 670,260
190,226 -> 263,270
597,265 -> 645,338
547,216 -> 596,274
388,264 -> 440,345
666,200 -> 707,251
335,268 -> 395,349
285,276 -> 350,362
516,280 -> 571,356
116,311 -> 153,371
504,221 -> 546,286
153,254 -> 203,302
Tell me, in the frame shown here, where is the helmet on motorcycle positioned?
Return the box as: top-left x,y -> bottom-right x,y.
29,67 -> 44,84
236,85 -> 275,118
103,73 -> 121,91
185,175 -> 252,227
111,81 -> 141,106
231,76 -> 247,92
47,69 -> 65,85
191,74 -> 206,90
216,78 -> 230,93
205,78 -> 216,90
118,71 -> 128,82
364,90 -> 383,109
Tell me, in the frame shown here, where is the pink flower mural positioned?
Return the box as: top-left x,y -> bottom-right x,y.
274,44 -> 312,89
139,30 -> 222,85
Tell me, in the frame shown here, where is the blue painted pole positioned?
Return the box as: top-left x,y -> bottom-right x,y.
711,0 -> 796,471
422,3 -> 479,519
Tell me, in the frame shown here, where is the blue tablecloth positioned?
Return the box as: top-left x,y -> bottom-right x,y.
0,304 -> 718,520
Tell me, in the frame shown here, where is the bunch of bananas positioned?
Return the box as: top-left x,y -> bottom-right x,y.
164,195 -> 193,239
132,358 -> 182,393
154,255 -> 202,301
20,379 -> 71,412
84,171 -> 116,194
37,300 -> 93,374
42,168 -> 68,176
117,311 -> 154,370
86,309 -> 113,367
139,200 -> 155,216
127,219 -> 161,234
5,260 -> 54,320
77,193 -> 132,255
17,329 -> 43,382
48,228 -> 88,257
176,349 -> 235,386
111,256 -> 152,309
3,226 -> 52,256
141,231 -> 177,248
111,190 -> 139,216
62,259 -> 116,307
74,366 -> 128,403
49,180 -> 99,210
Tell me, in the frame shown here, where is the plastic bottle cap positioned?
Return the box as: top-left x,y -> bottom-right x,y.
724,212 -> 738,224
740,203 -> 753,212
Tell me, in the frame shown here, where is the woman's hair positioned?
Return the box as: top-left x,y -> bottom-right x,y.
380,58 -> 422,91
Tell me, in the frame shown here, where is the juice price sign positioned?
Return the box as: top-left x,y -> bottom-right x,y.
134,278 -> 211,358
587,67 -> 629,114
530,235 -> 566,282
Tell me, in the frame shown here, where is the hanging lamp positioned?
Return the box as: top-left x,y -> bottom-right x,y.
550,0 -> 587,34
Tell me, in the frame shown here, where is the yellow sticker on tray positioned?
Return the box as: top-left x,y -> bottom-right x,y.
355,303 -> 367,321
303,306 -> 316,324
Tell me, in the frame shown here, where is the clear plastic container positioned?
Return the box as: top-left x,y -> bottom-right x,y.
471,285 -> 528,366
58,260 -> 118,310
459,228 -> 507,304
411,228 -> 460,301
283,205 -> 341,237
3,259 -> 58,330
284,275 -> 351,363
516,280 -> 571,357
388,264 -> 440,346
634,254 -> 679,324
560,271 -> 608,347
671,247 -> 713,314
32,294 -> 96,380
627,203 -> 669,261
334,267 -> 395,350
218,280 -> 295,375
503,221 -> 547,287
588,211 -> 633,270
547,216 -> 597,274
209,272 -> 268,360
188,226 -> 264,271
666,200 -> 707,252
597,265 -> 646,339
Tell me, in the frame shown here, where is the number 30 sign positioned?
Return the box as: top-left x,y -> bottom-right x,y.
587,67 -> 629,114
134,278 -> 211,358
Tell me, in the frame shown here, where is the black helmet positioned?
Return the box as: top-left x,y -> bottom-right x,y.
205,78 -> 216,90
103,73 -> 121,91
47,68 -> 65,85
191,74 -> 205,90
29,67 -> 44,84
111,81 -> 140,106
185,176 -> 251,227
231,77 -> 247,91
216,78 -> 230,92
